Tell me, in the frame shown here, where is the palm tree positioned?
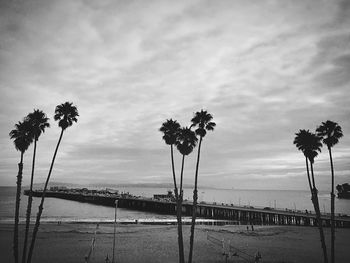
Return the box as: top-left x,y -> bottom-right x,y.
188,110 -> 216,263
9,120 -> 33,263
294,129 -> 328,263
27,102 -> 78,263
176,126 -> 198,238
22,110 -> 50,263
159,119 -> 185,263
176,127 -> 198,195
316,120 -> 343,263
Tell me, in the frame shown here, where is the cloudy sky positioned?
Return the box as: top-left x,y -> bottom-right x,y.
0,0 -> 349,190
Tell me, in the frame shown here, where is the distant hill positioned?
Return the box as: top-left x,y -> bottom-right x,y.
87,182 -> 224,190
26,181 -> 221,190
27,182 -> 85,190
87,182 -> 190,190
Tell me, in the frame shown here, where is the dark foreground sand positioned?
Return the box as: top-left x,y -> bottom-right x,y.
1,223 -> 349,263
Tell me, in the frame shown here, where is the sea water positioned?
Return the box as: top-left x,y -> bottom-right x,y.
0,186 -> 349,223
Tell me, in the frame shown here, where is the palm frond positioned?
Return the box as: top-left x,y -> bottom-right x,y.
176,127 -> 197,155
316,120 -> 343,148
9,120 -> 33,153
206,122 -> 216,131
191,109 -> 216,137
54,102 -> 79,130
294,129 -> 322,162
159,119 -> 181,145
26,109 -> 50,140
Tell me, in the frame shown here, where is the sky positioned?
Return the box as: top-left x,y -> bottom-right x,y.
0,0 -> 349,190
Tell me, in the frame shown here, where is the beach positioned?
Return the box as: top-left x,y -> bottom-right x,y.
1,223 -> 350,263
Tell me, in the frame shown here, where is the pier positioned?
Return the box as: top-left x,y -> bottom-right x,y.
25,189 -> 350,228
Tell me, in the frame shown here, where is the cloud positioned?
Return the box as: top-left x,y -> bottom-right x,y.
1,0 -> 349,190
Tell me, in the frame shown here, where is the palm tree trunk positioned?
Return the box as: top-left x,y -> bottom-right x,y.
328,146 -> 335,263
171,145 -> 179,196
305,157 -> 312,192
27,129 -> 64,263
178,154 -> 186,263
180,155 -> 185,194
306,156 -> 328,262
13,152 -> 24,263
22,139 -> 37,263
188,136 -> 202,263
176,199 -> 185,263
309,161 -> 317,192
310,161 -> 328,263
171,145 -> 184,263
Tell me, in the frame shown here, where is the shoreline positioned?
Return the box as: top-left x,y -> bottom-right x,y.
0,218 -> 240,225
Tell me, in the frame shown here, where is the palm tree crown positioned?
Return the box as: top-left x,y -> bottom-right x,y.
159,119 -> 181,145
293,129 -> 322,163
26,109 -> 50,141
191,109 -> 216,137
54,102 -> 79,130
9,120 -> 33,153
176,127 -> 198,155
316,120 -> 343,148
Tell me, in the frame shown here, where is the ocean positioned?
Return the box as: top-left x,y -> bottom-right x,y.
1,186 -> 349,224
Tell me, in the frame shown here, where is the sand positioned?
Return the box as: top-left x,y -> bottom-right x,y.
1,223 -> 349,263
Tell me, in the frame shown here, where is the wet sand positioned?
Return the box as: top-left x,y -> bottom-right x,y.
1,223 -> 349,262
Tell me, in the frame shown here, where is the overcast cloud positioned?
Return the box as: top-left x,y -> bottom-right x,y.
1,0 -> 349,190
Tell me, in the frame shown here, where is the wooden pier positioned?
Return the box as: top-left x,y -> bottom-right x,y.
26,190 -> 350,228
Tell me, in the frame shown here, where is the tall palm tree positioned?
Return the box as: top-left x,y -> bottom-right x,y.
176,126 -> 198,241
188,110 -> 215,263
22,110 -> 50,263
316,120 -> 343,263
294,129 -> 328,263
27,102 -> 78,263
9,120 -> 33,263
159,119 -> 185,263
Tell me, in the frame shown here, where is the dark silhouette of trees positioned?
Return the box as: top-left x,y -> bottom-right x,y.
22,110 -> 50,263
9,120 -> 33,263
159,122 -> 198,263
294,129 -> 328,263
27,102 -> 78,263
316,120 -> 343,263
336,183 -> 350,195
188,110 -> 215,263
336,184 -> 341,193
159,119 -> 185,263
